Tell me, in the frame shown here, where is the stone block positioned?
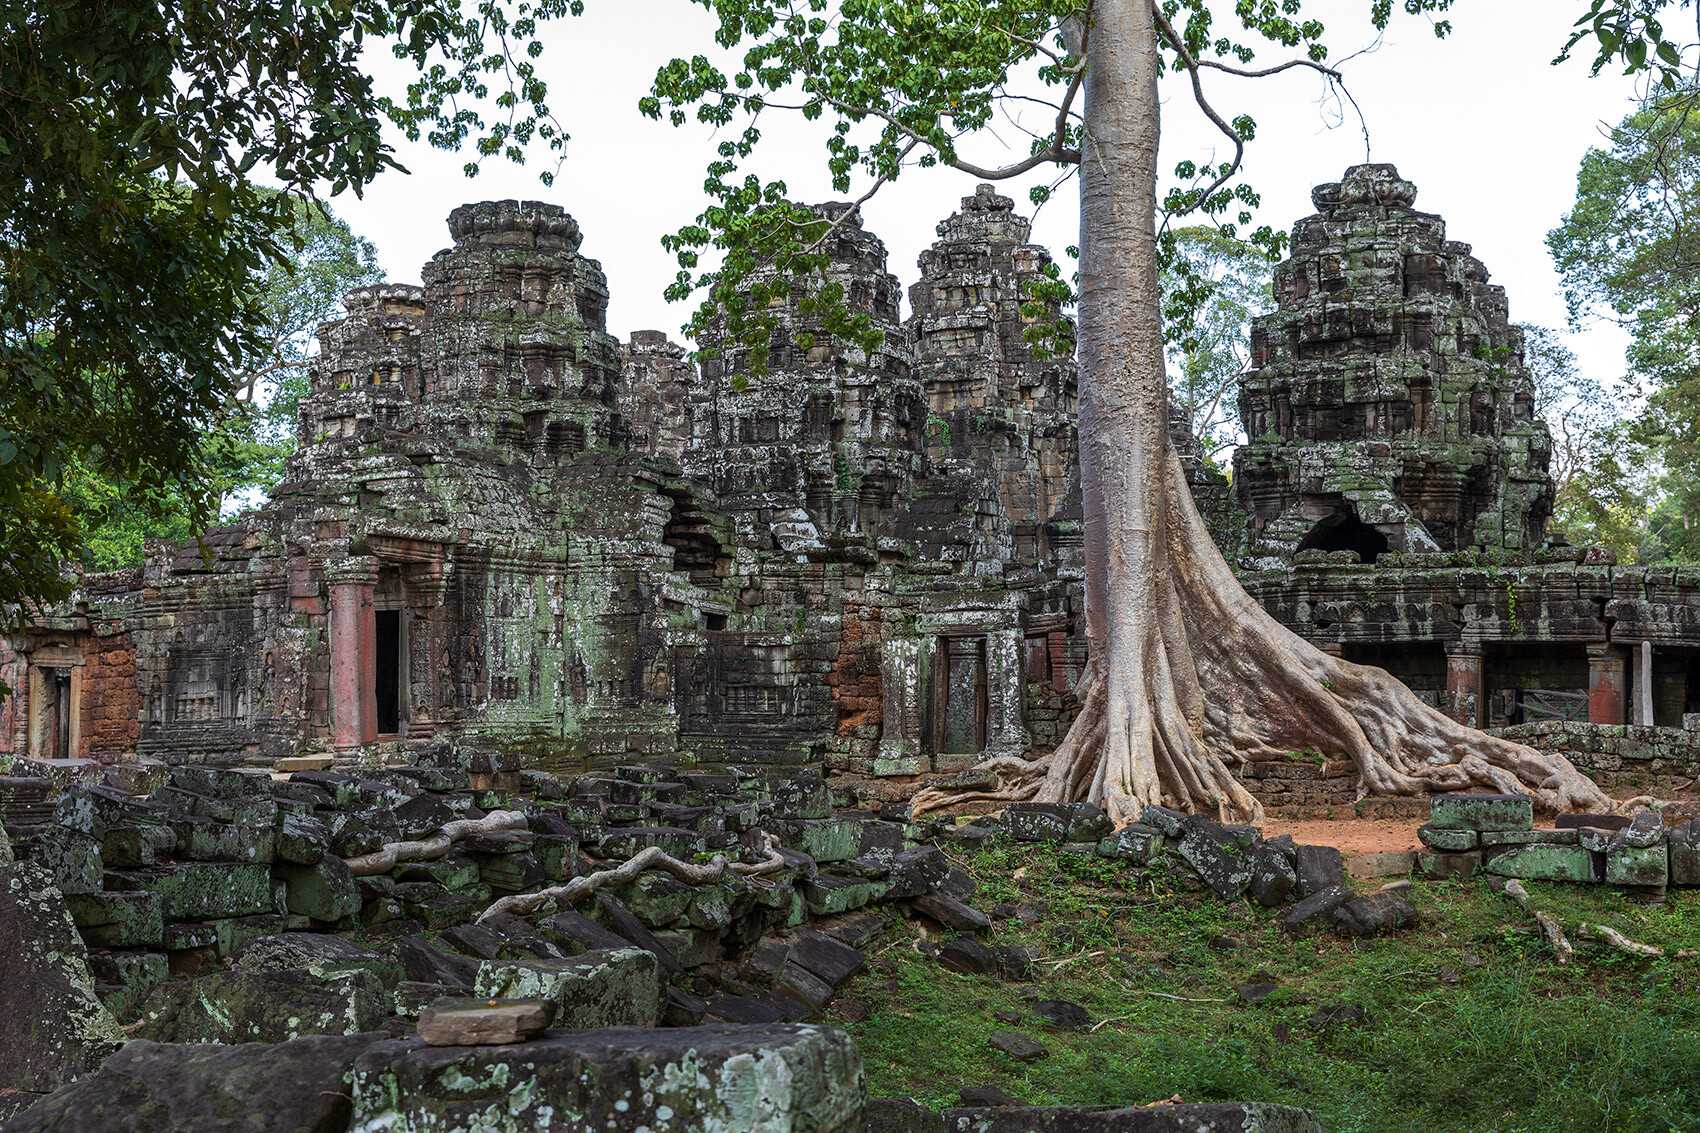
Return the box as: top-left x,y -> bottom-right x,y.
1345,851 -> 1414,880
1293,844 -> 1343,896
1330,892 -> 1419,936
1605,844 -> 1669,888
1481,829 -> 1577,847
1416,851 -> 1480,881
274,856 -> 362,922
1418,824 -> 1477,852
1096,823 -> 1165,864
416,998 -> 553,1046
106,861 -> 273,920
1175,824 -> 1254,899
348,1024 -> 863,1133
65,890 -> 164,948
1670,820 -> 1700,886
1428,793 -> 1533,832
1,1033 -> 383,1133
136,967 -> 390,1043
0,864 -> 125,1092
473,947 -> 664,1028
1484,843 -> 1597,883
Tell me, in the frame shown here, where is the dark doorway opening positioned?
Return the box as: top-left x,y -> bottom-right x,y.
375,610 -> 402,735
1297,513 -> 1391,563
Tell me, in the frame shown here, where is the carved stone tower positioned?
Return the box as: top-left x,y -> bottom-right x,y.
1234,164 -> 1554,567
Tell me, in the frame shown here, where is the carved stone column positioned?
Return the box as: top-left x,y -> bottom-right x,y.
327,557 -> 380,753
1587,643 -> 1628,726
1443,641 -> 1483,729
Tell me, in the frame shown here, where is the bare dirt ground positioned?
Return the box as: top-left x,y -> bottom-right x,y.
1261,815 -> 1426,856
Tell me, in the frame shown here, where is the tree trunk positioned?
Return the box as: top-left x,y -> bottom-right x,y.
913,0 -> 1616,824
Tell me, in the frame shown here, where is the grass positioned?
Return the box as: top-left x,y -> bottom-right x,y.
824,840 -> 1700,1133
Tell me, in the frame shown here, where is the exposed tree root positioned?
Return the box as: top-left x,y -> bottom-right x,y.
344,810 -> 528,877
912,447 -> 1620,826
477,834 -> 787,922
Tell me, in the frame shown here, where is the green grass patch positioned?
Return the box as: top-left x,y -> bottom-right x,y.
825,840 -> 1700,1133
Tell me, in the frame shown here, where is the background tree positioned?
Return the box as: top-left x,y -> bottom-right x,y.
1160,227 -> 1272,462
1,0 -> 575,627
56,199 -> 384,573
1549,83 -> 1700,562
1521,324 -> 1648,562
645,0 -> 1635,820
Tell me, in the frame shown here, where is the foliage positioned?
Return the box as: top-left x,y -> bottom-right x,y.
640,0 -> 1457,378
1,0 -> 574,624
833,837 -> 1700,1132
1521,325 -> 1648,561
1160,227 -> 1273,460
1548,89 -> 1700,562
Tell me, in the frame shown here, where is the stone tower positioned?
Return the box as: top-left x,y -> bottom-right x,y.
907,184 -> 1080,570
1234,164 -> 1554,567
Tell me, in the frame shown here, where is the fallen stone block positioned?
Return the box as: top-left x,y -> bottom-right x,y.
1278,884 -> 1355,933
1605,843 -> 1669,888
64,890 -> 163,949
136,967 -> 390,1043
1345,851 -> 1414,880
1429,793 -> 1533,833
348,1023 -> 864,1132
472,947 -> 664,1028
1096,823 -> 1165,864
1176,824 -> 1254,899
1484,843 -> 1598,883
273,856 -> 362,923
989,1031 -> 1048,1061
2,1033 -> 383,1133
416,998 -> 553,1046
106,861 -> 273,921
1330,892 -> 1419,936
1417,824 -> 1477,852
1293,844 -> 1343,897
1417,851 -> 1480,881
0,864 -> 125,1092
912,893 -> 991,932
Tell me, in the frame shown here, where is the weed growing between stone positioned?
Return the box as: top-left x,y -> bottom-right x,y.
827,840 -> 1700,1133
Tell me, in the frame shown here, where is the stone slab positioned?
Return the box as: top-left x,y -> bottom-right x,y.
416,998 -> 553,1046
1429,793 -> 1533,833
347,1023 -> 864,1132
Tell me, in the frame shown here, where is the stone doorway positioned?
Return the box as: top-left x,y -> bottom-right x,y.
374,608 -> 404,736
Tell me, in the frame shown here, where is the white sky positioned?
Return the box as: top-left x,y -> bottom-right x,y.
327,0 -> 1653,383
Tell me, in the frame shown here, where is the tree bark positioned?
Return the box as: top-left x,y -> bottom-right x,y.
912,0 -> 1616,824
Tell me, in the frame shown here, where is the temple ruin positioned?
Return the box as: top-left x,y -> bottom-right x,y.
7,164 -> 1700,805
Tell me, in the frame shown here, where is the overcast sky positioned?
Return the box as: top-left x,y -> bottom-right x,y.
327,1 -> 1651,383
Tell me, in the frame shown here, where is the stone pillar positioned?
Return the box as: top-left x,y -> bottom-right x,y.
1587,643 -> 1628,726
982,629 -> 1026,760
1637,640 -> 1654,727
874,636 -> 924,776
1442,642 -> 1482,729
327,557 -> 380,754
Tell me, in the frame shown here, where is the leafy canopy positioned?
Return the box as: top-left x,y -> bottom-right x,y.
1,0 -> 573,621
640,0 -> 1459,379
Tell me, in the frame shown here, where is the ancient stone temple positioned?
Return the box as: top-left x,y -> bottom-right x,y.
0,190 -> 1084,777
1237,166 -> 1700,754
1235,163 -> 1553,568
11,167 -> 1700,796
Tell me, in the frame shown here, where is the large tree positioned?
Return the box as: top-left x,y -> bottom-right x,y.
1,0 -> 572,623
645,0 -> 1664,821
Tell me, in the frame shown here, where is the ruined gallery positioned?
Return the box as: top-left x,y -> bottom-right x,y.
8,165 -> 1700,804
